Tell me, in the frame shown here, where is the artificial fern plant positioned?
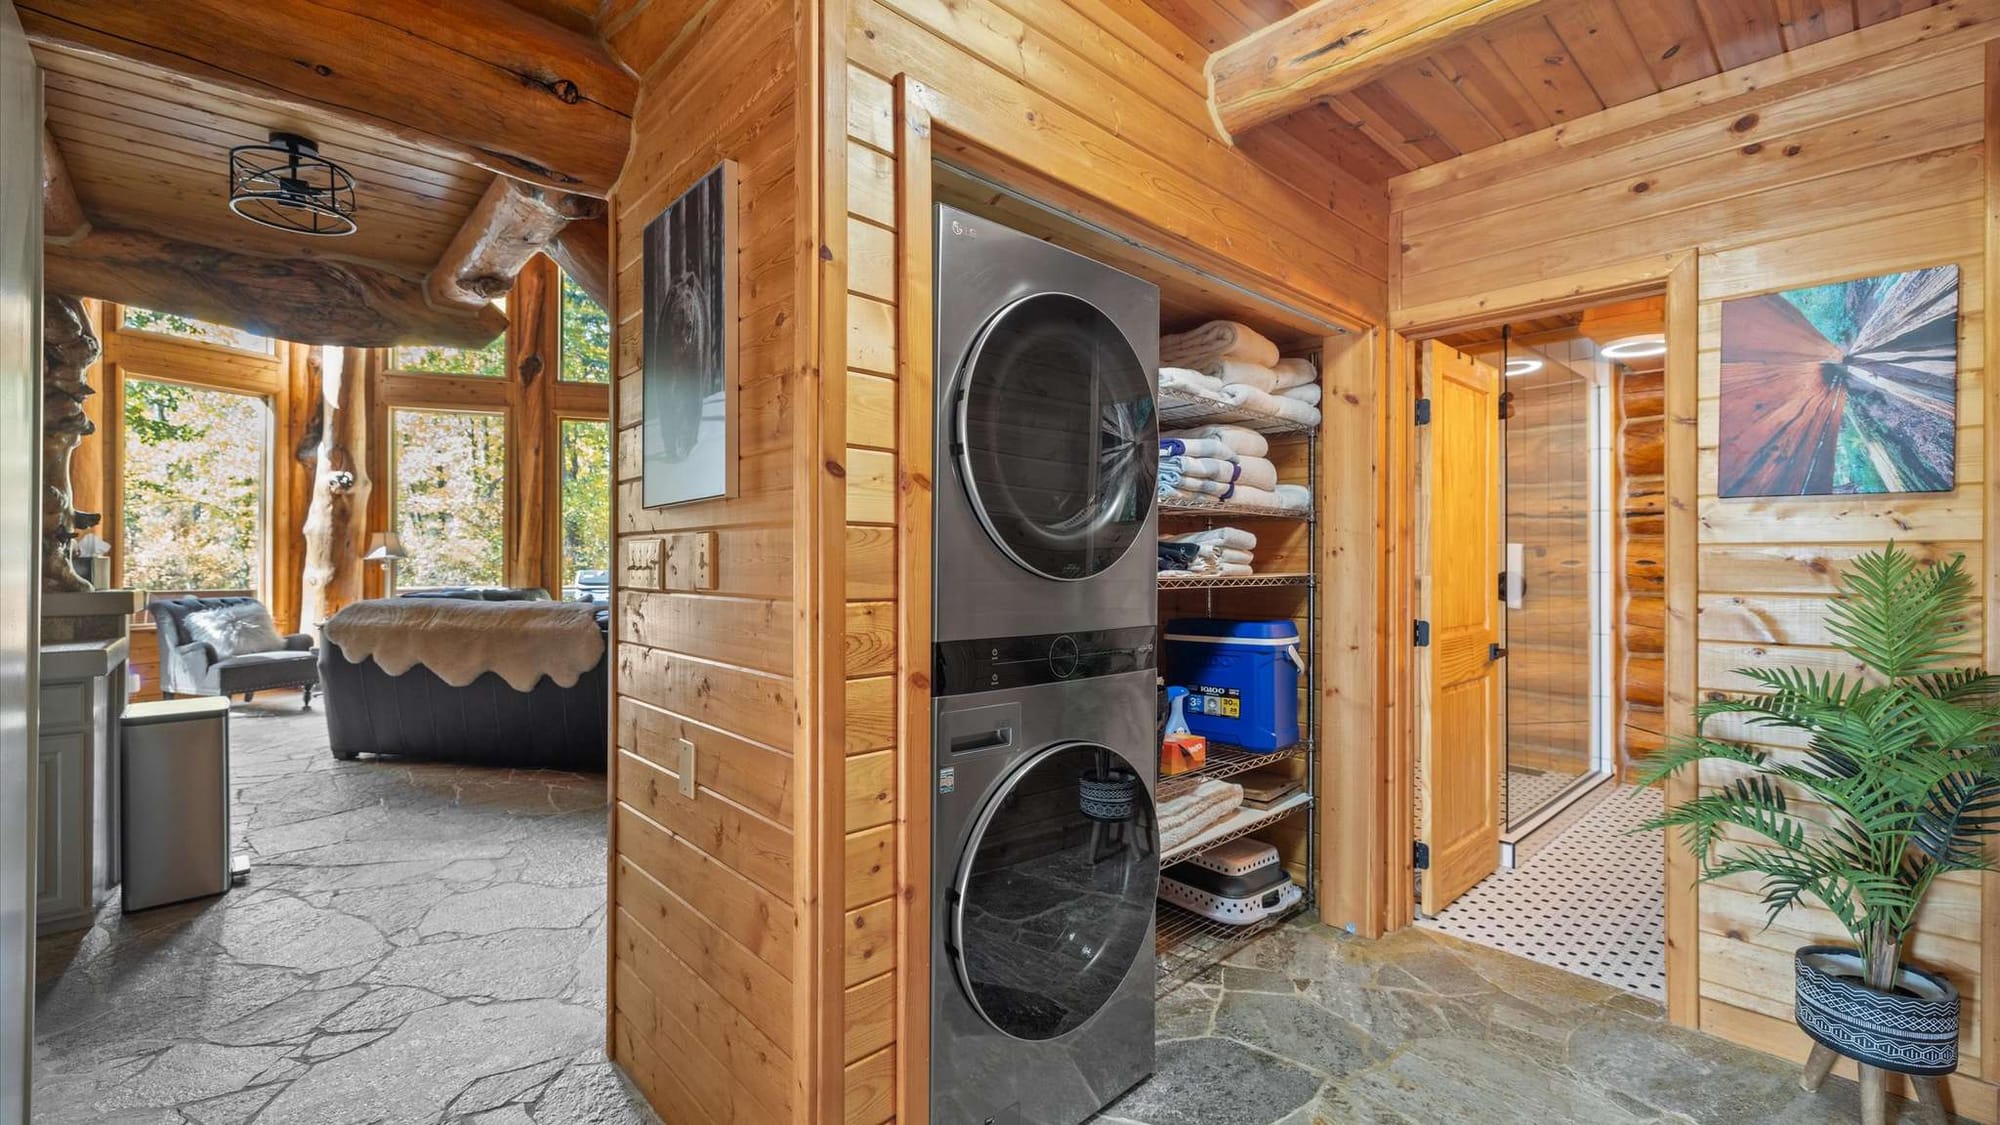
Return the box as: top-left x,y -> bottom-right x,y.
1640,544 -> 2000,990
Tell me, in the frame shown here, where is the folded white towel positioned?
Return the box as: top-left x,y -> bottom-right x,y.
1157,780 -> 1244,851
1159,367 -> 1225,398
1219,384 -> 1323,429
1161,321 -> 1280,369
1175,454 -> 1276,493
1214,562 -> 1253,577
1219,547 -> 1254,566
1172,477 -> 1234,497
1164,424 -> 1269,460
1159,435 -> 1238,462
1165,527 -> 1258,551
1197,358 -> 1280,393
1280,383 -> 1322,406
1160,486 -> 1220,508
1275,484 -> 1311,511
1271,357 -> 1317,391
1173,455 -> 1239,483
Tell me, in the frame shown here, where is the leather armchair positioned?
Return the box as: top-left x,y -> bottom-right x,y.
149,596 -> 321,707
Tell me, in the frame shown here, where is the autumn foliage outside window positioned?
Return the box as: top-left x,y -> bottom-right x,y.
391,408 -> 507,590
122,377 -> 269,594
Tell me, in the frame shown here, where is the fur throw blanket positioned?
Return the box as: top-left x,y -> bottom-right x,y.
324,599 -> 605,691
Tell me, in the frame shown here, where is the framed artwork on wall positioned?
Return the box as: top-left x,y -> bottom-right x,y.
642,160 -> 739,508
1717,265 -> 1958,498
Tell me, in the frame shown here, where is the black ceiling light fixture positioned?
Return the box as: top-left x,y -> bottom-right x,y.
227,132 -> 357,236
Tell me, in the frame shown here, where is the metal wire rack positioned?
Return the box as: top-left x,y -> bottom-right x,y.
1156,571 -> 1313,590
1160,792 -> 1314,867
1157,494 -> 1314,522
1156,741 -> 1306,800
1156,897 -> 1310,995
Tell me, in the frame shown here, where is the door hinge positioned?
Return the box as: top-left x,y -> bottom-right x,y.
1414,397 -> 1432,426
1489,643 -> 1508,662
1498,389 -> 1514,420
1413,620 -> 1431,647
1496,570 -> 1508,600
1413,841 -> 1431,871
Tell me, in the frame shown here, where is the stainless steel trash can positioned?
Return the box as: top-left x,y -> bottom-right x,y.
121,697 -> 231,912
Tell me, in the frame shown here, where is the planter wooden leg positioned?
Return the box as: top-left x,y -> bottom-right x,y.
1801,1042 -> 1840,1092
1859,1064 -> 1887,1125
1911,1076 -> 1950,1125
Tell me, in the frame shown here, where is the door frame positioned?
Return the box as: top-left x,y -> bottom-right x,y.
1386,252 -> 1700,1028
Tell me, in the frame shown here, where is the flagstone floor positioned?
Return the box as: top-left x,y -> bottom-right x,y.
30,700 -> 1956,1124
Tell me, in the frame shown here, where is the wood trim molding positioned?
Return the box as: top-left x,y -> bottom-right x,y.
1981,38 -> 2000,1084
1661,251 -> 1700,1030
892,73 -> 936,1125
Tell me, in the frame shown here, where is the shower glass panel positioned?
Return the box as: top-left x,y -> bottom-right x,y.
1502,343 -> 1600,826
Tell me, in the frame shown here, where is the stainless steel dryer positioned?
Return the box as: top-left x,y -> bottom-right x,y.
931,642 -> 1159,1125
933,204 -> 1160,643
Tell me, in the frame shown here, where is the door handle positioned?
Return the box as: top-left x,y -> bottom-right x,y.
1489,644 -> 1507,662
950,727 -> 1014,754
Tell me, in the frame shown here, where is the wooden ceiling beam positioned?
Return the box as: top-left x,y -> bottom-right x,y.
546,213 -> 611,312
16,0 -> 636,195
47,227 -> 508,349
40,128 -> 89,245
426,176 -> 604,311
1206,0 -> 1547,140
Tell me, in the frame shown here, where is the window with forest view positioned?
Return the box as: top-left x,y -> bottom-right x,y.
122,307 -> 273,354
559,419 -> 611,595
559,273 -> 611,383
122,378 -> 269,594
391,335 -> 508,378
391,409 -> 507,590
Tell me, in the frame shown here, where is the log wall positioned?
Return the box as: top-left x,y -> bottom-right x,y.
1391,5 -> 2000,1116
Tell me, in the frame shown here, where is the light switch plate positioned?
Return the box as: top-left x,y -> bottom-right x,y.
676,737 -> 696,798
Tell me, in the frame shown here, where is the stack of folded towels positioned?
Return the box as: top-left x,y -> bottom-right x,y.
1158,779 -> 1244,853
1158,526 -> 1257,577
1158,319 -> 1323,430
1156,423 -> 1311,513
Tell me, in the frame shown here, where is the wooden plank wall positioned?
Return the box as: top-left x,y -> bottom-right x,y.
1391,4 -> 2000,1117
1621,369 -> 1667,770
604,1 -> 806,1121
838,1 -> 1391,1120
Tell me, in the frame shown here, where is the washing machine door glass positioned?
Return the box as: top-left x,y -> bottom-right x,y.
956,293 -> 1155,581
952,742 -> 1158,1041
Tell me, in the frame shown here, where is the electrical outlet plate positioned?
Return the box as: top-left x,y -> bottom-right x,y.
676,737 -> 696,798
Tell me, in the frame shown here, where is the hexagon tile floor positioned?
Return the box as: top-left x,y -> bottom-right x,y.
32,702 -> 1955,1124
32,698 -> 660,1125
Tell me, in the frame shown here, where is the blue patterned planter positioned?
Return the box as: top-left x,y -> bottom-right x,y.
1078,767 -> 1138,822
1794,946 -> 1959,1077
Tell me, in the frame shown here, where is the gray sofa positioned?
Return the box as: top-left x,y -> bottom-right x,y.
149,595 -> 320,707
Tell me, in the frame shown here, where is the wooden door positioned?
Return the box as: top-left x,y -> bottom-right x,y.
1418,340 -> 1503,916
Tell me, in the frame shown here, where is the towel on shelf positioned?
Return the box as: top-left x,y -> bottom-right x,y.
1164,424 -> 1269,460
1218,547 -> 1254,566
1159,367 -> 1225,398
1164,527 -> 1258,551
1158,780 -> 1245,852
1159,436 -> 1239,462
1274,484 -> 1311,511
1161,321 -> 1280,370
1271,357 -> 1318,391
1196,358 -> 1281,393
1158,541 -> 1203,573
1174,454 -> 1277,493
1219,383 -> 1323,429
1159,485 -> 1220,508
1280,383 -> 1322,406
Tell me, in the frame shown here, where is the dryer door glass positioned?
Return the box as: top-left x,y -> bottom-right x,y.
952,742 -> 1158,1041
956,293 -> 1155,581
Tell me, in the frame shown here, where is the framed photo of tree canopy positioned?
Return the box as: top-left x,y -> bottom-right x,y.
1717,265 -> 1958,497
642,161 -> 738,507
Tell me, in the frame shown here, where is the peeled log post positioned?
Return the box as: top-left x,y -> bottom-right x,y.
547,213 -> 611,312
299,347 -> 371,632
42,295 -> 100,592
41,129 -> 89,245
427,176 -> 604,311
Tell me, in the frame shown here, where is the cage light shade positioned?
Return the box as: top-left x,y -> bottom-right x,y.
228,132 -> 358,236
362,531 -> 409,561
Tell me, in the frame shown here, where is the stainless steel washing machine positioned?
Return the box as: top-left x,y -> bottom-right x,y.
933,203 -> 1160,643
931,647 -> 1159,1125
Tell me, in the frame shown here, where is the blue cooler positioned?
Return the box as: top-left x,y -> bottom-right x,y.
1163,619 -> 1302,752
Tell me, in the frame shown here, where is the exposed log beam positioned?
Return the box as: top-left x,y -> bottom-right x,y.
47,227 -> 507,348
427,176 -> 604,311
1206,0 -> 1544,141
17,0 -> 636,195
546,214 -> 611,312
40,129 -> 88,245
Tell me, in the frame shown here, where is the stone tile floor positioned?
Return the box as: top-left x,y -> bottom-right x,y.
1097,919 -> 1959,1125
32,701 -> 1956,1124
32,698 -> 659,1125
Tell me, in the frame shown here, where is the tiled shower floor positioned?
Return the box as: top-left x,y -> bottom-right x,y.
1420,784 -> 1666,1002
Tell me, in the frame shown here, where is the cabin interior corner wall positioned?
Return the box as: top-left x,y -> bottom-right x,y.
604,1 -> 811,1122
1390,4 -> 2000,1119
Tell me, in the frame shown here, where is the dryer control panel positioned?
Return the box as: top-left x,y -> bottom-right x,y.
934,625 -> 1156,696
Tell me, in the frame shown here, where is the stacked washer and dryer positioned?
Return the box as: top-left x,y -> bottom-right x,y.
928,205 -> 1164,1125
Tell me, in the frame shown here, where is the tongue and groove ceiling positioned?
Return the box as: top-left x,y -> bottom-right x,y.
1137,0 -> 1941,180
